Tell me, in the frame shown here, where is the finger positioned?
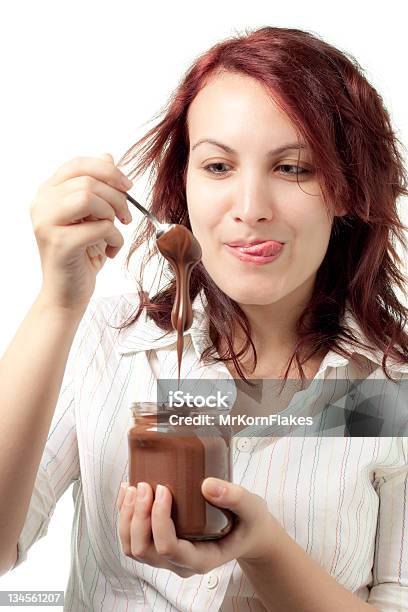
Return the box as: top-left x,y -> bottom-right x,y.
151,485 -> 220,573
202,478 -> 264,522
56,191 -> 116,226
53,179 -> 131,225
129,482 -> 154,557
118,486 -> 137,557
45,155 -> 133,192
96,153 -> 132,196
96,153 -> 130,183
151,485 -> 180,559
117,482 -> 128,511
97,153 -> 115,163
53,218 -> 124,258
150,485 -> 194,563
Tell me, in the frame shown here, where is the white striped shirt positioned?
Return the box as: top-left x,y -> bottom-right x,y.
13,290 -> 408,611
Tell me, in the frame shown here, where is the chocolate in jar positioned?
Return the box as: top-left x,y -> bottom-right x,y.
128,402 -> 235,540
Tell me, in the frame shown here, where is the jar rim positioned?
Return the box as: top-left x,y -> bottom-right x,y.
129,401 -> 170,410
129,402 -> 231,415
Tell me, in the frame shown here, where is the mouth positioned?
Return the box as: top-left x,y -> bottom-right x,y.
224,241 -> 284,265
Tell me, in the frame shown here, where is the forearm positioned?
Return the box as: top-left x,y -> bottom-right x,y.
238,523 -> 379,612
0,293 -> 85,571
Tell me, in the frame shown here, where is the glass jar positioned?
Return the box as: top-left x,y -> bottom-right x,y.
128,401 -> 234,541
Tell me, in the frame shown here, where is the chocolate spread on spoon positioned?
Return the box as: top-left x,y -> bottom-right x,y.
156,225 -> 202,382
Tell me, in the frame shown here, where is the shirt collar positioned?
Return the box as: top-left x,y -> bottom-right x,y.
115,290 -> 408,373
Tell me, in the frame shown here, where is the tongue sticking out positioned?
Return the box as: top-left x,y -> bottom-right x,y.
234,241 -> 283,257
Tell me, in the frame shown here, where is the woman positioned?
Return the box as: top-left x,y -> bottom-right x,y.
1,26 -> 407,611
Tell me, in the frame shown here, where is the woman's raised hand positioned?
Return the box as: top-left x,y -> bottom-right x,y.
29,153 -> 133,313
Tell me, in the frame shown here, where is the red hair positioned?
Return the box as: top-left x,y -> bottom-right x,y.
116,26 -> 408,387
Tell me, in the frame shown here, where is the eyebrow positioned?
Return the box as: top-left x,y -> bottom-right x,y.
191,138 -> 308,156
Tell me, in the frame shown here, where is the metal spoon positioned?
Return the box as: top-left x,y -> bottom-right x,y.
125,192 -> 175,239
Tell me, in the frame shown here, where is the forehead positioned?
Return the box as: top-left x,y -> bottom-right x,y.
186,71 -> 298,142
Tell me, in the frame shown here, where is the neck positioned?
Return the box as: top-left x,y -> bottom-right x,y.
236,275 -> 315,359
214,276 -> 320,379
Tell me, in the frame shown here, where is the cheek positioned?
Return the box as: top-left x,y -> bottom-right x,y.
186,190 -> 223,238
288,204 -> 333,264
187,205 -> 219,242
186,168 -> 230,224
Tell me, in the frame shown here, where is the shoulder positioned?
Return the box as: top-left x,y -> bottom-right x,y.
342,307 -> 408,375
83,291 -> 141,327
72,291 -> 143,353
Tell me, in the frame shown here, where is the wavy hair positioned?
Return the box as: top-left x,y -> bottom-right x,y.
115,26 -> 408,387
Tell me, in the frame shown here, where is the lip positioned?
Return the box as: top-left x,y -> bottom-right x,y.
225,239 -> 284,257
225,243 -> 284,265
226,239 -> 284,247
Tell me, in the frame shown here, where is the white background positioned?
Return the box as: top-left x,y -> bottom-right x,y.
0,1 -> 407,609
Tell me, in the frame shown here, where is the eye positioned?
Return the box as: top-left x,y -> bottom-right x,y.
202,162 -> 312,178
203,162 -> 231,176
276,164 -> 310,176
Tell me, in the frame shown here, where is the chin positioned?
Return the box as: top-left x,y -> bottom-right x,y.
217,282 -> 284,306
232,294 -> 282,306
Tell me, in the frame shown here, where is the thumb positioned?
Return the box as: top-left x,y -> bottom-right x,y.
96,152 -> 115,163
201,478 -> 264,522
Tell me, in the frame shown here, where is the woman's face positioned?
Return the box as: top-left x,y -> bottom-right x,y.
185,71 -> 339,307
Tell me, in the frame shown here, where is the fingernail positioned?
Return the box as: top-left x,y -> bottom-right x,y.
205,480 -> 225,498
121,177 -> 133,190
125,486 -> 136,505
155,484 -> 165,501
137,482 -> 147,500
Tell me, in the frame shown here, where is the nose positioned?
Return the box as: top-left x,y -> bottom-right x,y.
230,175 -> 274,225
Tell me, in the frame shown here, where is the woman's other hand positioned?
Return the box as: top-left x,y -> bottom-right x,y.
117,478 -> 283,578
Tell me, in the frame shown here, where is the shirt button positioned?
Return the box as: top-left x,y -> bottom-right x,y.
206,574 -> 219,589
237,437 -> 252,452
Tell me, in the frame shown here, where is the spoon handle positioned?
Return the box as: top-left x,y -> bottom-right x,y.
125,192 -> 162,232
